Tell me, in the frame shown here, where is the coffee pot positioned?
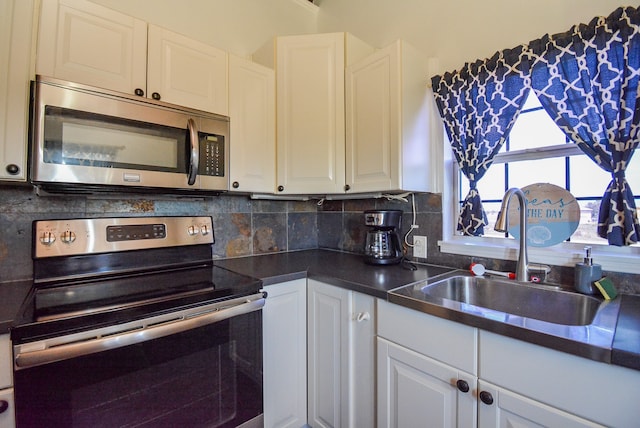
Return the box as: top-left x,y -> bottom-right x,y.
363,210 -> 403,265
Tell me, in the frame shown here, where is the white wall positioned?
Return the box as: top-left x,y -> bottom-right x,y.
315,0 -> 627,76
91,0 -> 626,75
89,0 -> 318,58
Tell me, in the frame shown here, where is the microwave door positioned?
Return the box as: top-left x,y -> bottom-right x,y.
187,118 -> 199,186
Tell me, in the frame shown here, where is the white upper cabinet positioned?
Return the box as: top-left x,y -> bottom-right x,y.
255,33 -> 374,195
346,40 -> 438,193
0,0 -> 37,182
36,0 -> 147,95
228,55 -> 275,193
147,25 -> 228,115
36,0 -> 228,115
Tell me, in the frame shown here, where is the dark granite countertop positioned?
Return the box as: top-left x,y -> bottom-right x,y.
2,249 -> 638,371
612,294 -> 640,370
215,249 -> 640,371
214,248 -> 453,299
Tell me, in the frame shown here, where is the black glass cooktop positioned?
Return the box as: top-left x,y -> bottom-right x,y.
11,265 -> 262,344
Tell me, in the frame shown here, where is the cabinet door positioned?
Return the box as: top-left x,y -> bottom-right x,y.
478,380 -> 603,428
0,335 -> 10,390
377,337 -> 476,428
346,40 -> 435,194
36,0 -> 147,95
350,291 -> 376,428
262,280 -> 307,428
0,0 -> 35,181
346,42 -> 399,193
228,55 -> 275,193
0,388 -> 15,428
275,33 -> 346,194
147,25 -> 228,115
479,330 -> 640,427
307,280 -> 351,427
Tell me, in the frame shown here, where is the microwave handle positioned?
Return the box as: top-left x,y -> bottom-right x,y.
187,118 -> 199,185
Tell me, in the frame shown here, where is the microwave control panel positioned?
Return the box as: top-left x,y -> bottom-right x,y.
200,135 -> 225,177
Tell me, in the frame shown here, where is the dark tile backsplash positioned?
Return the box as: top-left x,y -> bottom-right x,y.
1,184 -> 638,294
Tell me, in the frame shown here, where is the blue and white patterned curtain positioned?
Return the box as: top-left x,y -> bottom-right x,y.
432,47 -> 530,236
529,6 -> 640,246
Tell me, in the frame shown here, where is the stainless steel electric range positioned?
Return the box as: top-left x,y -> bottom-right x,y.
11,216 -> 265,428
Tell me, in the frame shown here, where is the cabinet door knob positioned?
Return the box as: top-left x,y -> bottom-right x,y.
456,379 -> 470,393
134,88 -> 144,96
479,390 -> 494,405
344,184 -> 351,191
152,92 -> 161,100
5,164 -> 20,175
232,181 -> 240,189
277,185 -> 284,192
0,400 -> 8,414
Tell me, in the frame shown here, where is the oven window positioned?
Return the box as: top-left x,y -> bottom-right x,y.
43,106 -> 187,172
14,313 -> 263,428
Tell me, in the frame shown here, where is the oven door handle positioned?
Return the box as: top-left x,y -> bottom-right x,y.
14,292 -> 266,370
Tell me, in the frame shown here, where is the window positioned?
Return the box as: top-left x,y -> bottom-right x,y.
440,91 -> 640,274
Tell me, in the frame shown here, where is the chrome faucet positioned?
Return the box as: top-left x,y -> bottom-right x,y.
494,188 -> 529,282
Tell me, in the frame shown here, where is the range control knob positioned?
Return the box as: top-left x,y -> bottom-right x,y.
187,225 -> 199,236
39,231 -> 56,246
60,230 -> 76,244
200,225 -> 210,236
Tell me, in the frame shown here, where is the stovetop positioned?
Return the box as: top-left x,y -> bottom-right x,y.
11,216 -> 262,344
11,264 -> 262,344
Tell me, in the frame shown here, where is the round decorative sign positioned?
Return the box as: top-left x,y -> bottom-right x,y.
506,183 -> 580,247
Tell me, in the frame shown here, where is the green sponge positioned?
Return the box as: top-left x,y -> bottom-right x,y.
594,277 -> 618,300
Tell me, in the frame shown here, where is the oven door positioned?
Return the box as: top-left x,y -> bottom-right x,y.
13,295 -> 264,428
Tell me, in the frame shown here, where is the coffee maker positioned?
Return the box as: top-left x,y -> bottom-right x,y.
363,210 -> 403,265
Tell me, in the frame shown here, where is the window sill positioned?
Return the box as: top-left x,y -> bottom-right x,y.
438,237 -> 640,275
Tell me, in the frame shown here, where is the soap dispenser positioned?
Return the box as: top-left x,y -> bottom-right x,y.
574,246 -> 602,295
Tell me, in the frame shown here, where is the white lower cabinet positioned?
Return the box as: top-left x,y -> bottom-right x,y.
307,280 -> 376,428
262,280 -> 308,428
263,279 -> 376,428
377,300 -> 640,428
378,337 -> 476,427
377,300 -> 477,428
0,335 -> 15,428
479,330 -> 640,428
477,380 -> 601,428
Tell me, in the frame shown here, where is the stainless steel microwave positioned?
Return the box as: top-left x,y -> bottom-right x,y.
29,76 -> 229,195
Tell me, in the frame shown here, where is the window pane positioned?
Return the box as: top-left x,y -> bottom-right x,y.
508,157 -> 565,189
476,164 -> 505,201
571,199 -> 608,244
569,155 -> 613,198
459,164 -> 506,202
626,154 -> 640,193
482,201 -> 504,238
521,91 -> 541,110
508,109 -> 566,151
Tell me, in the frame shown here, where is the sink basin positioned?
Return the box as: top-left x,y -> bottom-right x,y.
419,275 -> 601,326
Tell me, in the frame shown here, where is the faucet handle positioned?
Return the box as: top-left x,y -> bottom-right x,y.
528,263 -> 551,283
